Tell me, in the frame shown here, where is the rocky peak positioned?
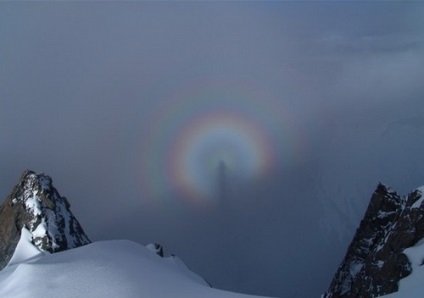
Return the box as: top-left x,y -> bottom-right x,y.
0,170 -> 90,270
324,183 -> 424,297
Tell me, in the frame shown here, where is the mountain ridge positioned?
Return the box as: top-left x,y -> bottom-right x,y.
325,183 -> 424,297
0,170 -> 90,270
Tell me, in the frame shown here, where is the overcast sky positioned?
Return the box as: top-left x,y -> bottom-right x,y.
1,2 -> 424,297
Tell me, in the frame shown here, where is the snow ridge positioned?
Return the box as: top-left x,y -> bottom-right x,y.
0,240 -> 269,298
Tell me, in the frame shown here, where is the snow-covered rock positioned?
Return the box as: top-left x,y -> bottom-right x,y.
324,184 -> 424,297
0,170 -> 90,270
146,242 -> 164,257
383,238 -> 424,297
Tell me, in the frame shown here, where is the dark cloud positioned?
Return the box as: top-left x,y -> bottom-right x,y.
1,2 -> 424,297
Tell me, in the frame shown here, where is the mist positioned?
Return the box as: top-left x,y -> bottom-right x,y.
1,2 -> 424,297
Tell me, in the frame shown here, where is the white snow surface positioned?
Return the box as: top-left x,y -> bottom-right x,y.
0,239 -> 271,298
32,220 -> 47,239
6,228 -> 43,267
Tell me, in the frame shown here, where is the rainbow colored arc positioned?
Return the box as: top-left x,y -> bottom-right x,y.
169,111 -> 274,201
137,80 -> 302,204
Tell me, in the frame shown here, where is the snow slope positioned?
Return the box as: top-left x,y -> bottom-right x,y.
0,238 -> 271,298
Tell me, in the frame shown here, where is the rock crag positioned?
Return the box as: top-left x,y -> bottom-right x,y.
0,170 -> 90,270
324,183 -> 424,297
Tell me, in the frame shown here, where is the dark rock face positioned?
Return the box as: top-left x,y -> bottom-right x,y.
146,243 -> 164,257
324,183 -> 424,297
0,170 -> 91,270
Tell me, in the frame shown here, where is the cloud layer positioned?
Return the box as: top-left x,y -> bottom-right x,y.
1,2 -> 424,297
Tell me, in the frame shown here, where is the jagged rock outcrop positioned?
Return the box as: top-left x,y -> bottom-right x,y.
0,170 -> 91,270
146,243 -> 164,257
324,183 -> 424,297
